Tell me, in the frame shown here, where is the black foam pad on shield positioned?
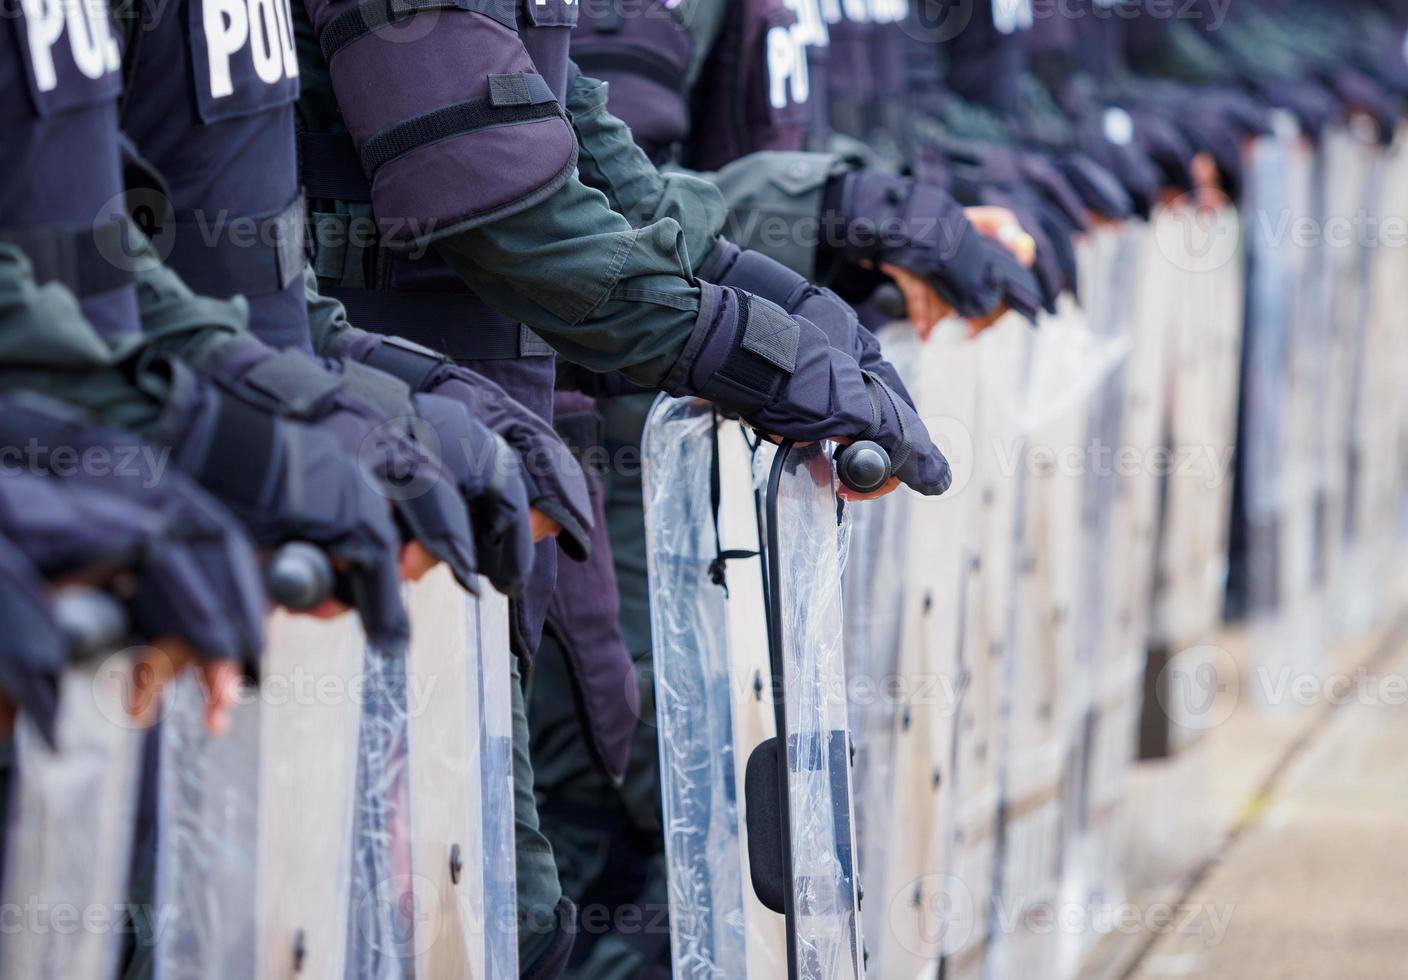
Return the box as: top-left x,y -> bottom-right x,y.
744,736 -> 787,915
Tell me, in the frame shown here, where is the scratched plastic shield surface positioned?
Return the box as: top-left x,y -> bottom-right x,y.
155,673 -> 260,980
767,441 -> 862,980
346,633 -> 420,978
0,656 -> 142,980
257,610 -> 365,980
474,587 -> 518,980
643,395 -> 750,979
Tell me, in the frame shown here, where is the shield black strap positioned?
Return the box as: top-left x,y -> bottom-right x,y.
189,392 -> 279,510
326,287 -> 551,361
0,222 -> 136,299
164,196 -> 307,300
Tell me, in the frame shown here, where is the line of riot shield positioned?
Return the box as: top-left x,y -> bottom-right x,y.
643,396 -> 863,980
844,320 -> 982,980
0,631 -> 143,979
151,567 -> 517,979
344,566 -> 517,980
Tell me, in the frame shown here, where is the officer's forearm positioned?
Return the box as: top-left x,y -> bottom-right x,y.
131,247 -> 247,357
567,71 -> 728,275
702,151 -> 862,281
0,245 -> 163,432
434,172 -> 701,389
303,265 -> 353,354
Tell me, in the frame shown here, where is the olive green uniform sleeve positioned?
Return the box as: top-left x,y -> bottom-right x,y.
0,244 -> 162,431
304,264 -> 353,354
431,171 -> 703,389
566,71 -> 729,273
564,73 -> 861,282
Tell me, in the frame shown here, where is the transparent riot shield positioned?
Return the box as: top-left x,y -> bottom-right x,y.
255,609 -> 366,980
1232,117 -> 1324,693
989,295 -> 1129,980
644,398 -> 761,980
843,325 -> 917,974
155,672 -> 261,980
412,570 -> 518,980
760,439 -> 862,980
345,568 -> 518,980
0,652 -> 143,980
849,321 -> 981,980
643,397 -> 862,980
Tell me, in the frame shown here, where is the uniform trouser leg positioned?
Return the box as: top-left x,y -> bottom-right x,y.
528,394 -> 672,980
513,654 -> 576,978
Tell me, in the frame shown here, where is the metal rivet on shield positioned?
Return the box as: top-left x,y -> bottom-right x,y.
932,767 -> 942,790
752,670 -> 764,701
450,843 -> 463,885
292,929 -> 306,973
901,706 -> 911,731
923,592 -> 934,613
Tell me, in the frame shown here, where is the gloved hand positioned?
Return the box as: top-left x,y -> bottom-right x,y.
697,239 -> 916,405
172,332 -> 479,593
0,537 -> 67,745
321,327 -> 594,563
1027,148 -> 1129,225
0,393 -> 266,666
144,359 -> 411,651
664,282 -> 953,496
1069,109 -> 1163,217
822,171 -> 1043,322
964,184 -> 1075,310
411,392 -> 535,595
1132,111 -> 1199,192
937,140 -> 1085,306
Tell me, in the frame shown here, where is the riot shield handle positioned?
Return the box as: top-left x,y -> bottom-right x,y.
52,585 -> 128,660
834,440 -> 892,494
265,542 -> 335,611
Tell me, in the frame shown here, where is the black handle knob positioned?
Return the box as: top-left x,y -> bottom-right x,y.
872,282 -> 907,321
51,586 -> 128,660
265,542 -> 334,611
835,441 -> 892,494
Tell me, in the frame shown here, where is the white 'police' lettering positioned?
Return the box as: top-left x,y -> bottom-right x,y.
785,0 -> 829,50
991,0 -> 1032,34
21,0 -> 121,92
767,22 -> 809,108
204,0 -> 298,99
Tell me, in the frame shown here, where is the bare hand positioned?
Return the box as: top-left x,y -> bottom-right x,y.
876,262 -> 954,340
964,206 -> 1037,267
530,507 -> 562,543
128,639 -> 242,736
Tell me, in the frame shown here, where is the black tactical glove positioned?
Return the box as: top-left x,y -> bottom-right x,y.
171,332 -> 480,592
822,171 -> 1043,322
411,392 -> 535,595
145,358 -> 411,651
664,282 -> 952,496
697,238 -> 915,406
321,327 -> 594,563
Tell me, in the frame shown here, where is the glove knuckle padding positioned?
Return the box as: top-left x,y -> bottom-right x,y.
704,240 -> 862,352
304,0 -> 578,248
